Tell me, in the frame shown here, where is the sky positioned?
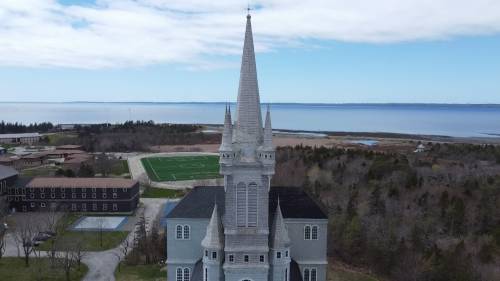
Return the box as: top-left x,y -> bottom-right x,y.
0,0 -> 500,103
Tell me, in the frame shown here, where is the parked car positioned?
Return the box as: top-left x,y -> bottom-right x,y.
33,232 -> 52,242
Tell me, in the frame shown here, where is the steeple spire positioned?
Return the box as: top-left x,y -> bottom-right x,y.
263,104 -> 273,149
235,13 -> 263,144
201,204 -> 223,249
220,104 -> 233,151
271,199 -> 291,249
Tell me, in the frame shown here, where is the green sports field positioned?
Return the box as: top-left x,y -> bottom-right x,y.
141,155 -> 221,182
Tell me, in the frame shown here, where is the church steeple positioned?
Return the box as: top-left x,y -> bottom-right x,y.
235,13 -> 263,145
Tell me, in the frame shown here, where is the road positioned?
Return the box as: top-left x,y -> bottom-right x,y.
4,198 -> 169,281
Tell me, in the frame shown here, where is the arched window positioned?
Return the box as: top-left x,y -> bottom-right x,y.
247,182 -> 258,227
236,182 -> 247,227
285,268 -> 288,281
204,267 -> 208,281
176,225 -> 183,239
176,268 -> 183,281
304,269 -> 310,281
183,268 -> 190,281
183,225 -> 190,239
311,268 -> 317,281
311,225 -> 318,240
304,225 -> 311,240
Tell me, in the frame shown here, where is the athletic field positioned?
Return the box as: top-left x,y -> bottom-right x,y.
141,156 -> 220,182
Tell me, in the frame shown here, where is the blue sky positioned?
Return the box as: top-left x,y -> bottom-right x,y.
1,0 -> 500,103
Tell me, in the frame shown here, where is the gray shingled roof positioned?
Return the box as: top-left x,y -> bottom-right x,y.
166,186 -> 327,220
0,164 -> 18,180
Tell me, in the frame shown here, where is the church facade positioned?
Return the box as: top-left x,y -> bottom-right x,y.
166,14 -> 328,281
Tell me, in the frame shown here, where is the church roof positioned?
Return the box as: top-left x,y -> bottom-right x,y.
201,204 -> 224,249
167,186 -> 327,220
235,14 -> 263,144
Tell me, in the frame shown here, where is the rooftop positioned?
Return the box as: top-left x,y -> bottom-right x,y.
167,186 -> 327,220
0,164 -> 18,179
26,177 -> 138,189
0,133 -> 41,138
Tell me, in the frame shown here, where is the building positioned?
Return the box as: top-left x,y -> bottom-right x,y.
414,144 -> 426,153
0,165 -> 18,195
62,153 -> 93,172
0,133 -> 41,145
166,14 -> 328,281
7,177 -> 139,213
56,144 -> 84,150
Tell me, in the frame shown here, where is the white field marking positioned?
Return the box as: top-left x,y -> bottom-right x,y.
146,158 -> 161,181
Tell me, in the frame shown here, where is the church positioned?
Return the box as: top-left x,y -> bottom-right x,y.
166,14 -> 328,281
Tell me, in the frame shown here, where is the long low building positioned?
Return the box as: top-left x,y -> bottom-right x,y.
7,177 -> 139,213
0,133 -> 41,145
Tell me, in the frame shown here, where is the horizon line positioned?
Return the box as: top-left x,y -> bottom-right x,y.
2,101 -> 500,106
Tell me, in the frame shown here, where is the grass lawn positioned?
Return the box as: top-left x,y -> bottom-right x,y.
141,156 -> 220,181
20,165 -> 59,177
328,263 -> 380,281
142,187 -> 185,198
38,230 -> 129,251
0,257 -> 88,281
115,262 -> 164,281
110,160 -> 130,176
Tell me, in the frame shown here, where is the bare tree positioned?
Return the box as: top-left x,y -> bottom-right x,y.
73,236 -> 86,271
96,217 -> 106,248
0,226 -> 5,259
14,215 -> 37,267
56,247 -> 77,281
114,237 -> 131,272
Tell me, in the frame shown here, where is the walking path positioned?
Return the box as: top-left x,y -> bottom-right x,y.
127,152 -> 222,189
3,198 -> 169,281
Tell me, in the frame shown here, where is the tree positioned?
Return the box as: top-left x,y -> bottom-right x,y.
14,215 -> 37,267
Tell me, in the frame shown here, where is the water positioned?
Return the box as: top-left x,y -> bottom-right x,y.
1,102 -> 500,138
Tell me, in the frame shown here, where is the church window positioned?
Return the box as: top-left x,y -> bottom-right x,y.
176,225 -> 183,239
205,250 -> 208,257
183,268 -> 190,281
204,267 -> 208,281
247,183 -> 258,227
285,250 -> 289,257
260,255 -> 265,262
183,225 -> 190,239
303,268 -> 317,281
244,255 -> 249,262
312,225 -> 318,240
176,268 -> 183,281
311,268 -> 317,281
285,269 -> 288,281
277,251 -> 281,259
304,225 -> 311,240
229,254 -> 234,262
212,251 -> 217,260
236,182 -> 247,227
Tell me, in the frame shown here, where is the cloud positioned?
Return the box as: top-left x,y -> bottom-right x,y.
1,0 -> 500,69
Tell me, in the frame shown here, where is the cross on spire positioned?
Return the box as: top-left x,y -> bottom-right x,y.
247,3 -> 252,15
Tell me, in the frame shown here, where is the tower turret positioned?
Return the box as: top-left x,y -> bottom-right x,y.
220,105 -> 234,169
202,204 -> 224,281
269,199 -> 291,281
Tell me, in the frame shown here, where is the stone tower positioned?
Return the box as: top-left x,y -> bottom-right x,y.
219,13 -> 275,281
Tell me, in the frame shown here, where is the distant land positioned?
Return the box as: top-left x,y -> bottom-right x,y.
1,102 -> 500,138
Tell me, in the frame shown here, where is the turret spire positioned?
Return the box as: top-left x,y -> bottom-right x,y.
235,13 -> 262,144
201,204 -> 223,249
271,199 -> 291,249
220,104 -> 233,151
263,104 -> 273,149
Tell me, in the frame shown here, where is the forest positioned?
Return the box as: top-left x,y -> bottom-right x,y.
272,143 -> 500,281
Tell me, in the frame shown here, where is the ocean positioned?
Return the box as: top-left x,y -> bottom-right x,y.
1,102 -> 500,138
